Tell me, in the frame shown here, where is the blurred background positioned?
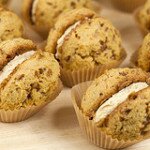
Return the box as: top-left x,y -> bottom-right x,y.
98,0 -> 146,13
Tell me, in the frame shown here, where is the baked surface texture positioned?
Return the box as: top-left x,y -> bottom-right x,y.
0,38 -> 36,70
137,33 -> 150,71
0,8 -> 23,42
138,0 -> 150,31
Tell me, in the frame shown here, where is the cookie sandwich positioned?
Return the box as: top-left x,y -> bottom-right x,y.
22,0 -> 92,38
46,8 -> 126,87
72,68 -> 150,149
0,38 -> 62,123
131,33 -> 150,71
135,0 -> 150,35
0,7 -> 23,42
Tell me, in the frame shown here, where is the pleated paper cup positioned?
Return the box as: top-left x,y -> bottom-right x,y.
134,7 -> 149,36
71,82 -> 145,149
61,49 -> 126,87
110,0 -> 146,13
0,80 -> 63,123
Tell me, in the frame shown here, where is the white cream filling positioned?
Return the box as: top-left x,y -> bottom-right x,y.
31,0 -> 39,23
55,21 -> 80,59
94,82 -> 149,123
0,51 -> 35,84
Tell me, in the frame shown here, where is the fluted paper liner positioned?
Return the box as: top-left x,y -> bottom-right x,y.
134,7 -> 149,36
111,0 -> 146,13
71,82 -> 146,149
0,80 -> 63,123
61,49 -> 126,87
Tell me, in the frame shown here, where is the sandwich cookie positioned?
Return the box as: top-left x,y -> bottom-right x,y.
0,38 -> 61,122
22,0 -> 92,38
46,8 -> 126,87
81,68 -> 150,141
135,0 -> 150,35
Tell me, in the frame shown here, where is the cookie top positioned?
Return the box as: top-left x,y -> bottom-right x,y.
0,38 -> 36,70
46,8 -> 125,71
137,0 -> 150,31
22,0 -> 92,37
81,68 -> 149,117
0,8 -> 24,42
137,33 -> 150,71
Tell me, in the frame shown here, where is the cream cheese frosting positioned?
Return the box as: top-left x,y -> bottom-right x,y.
56,21 -> 80,59
31,0 -> 39,23
94,82 -> 149,123
0,51 -> 35,84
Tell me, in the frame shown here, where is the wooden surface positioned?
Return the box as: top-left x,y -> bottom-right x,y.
0,0 -> 149,150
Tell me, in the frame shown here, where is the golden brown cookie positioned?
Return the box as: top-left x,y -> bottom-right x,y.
136,0 -> 150,33
0,8 -> 24,42
46,8 -> 125,71
136,33 -> 150,71
22,0 -> 92,37
81,68 -> 150,141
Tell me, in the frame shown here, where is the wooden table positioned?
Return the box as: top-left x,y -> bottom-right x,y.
0,0 -> 149,149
